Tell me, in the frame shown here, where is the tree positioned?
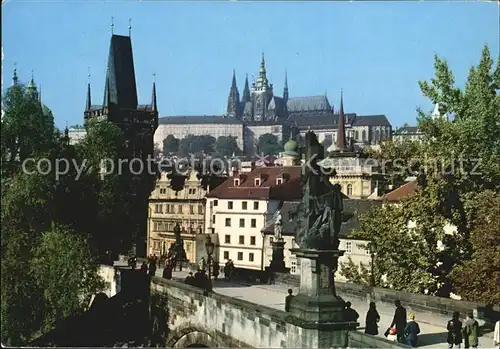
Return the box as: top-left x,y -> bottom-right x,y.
178,135 -> 216,156
342,46 -> 500,298
215,136 -> 239,157
450,190 -> 500,304
163,135 -> 179,154
257,133 -> 282,156
31,223 -> 105,332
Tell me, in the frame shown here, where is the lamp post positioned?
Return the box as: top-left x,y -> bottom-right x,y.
205,235 -> 215,292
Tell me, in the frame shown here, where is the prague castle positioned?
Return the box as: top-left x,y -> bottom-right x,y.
155,54 -> 393,155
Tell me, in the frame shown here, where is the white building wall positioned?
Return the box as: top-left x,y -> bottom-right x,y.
205,197 -> 279,270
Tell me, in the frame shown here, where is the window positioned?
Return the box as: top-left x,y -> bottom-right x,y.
242,201 -> 248,210
249,253 -> 254,262
228,201 -> 233,210
213,200 -> 218,207
253,202 -> 259,210
165,205 -> 170,213
270,237 -> 274,244
154,204 -> 163,213
234,178 -> 240,186
153,240 -> 161,249
362,130 -> 367,141
160,188 -> 167,194
224,235 -> 231,244
239,236 -> 244,244
212,215 -> 216,224
291,260 -> 297,274
239,219 -> 245,228
346,241 -> 352,254
276,178 -> 283,185
254,178 -> 261,186
237,252 -> 243,261
347,184 -> 353,196
225,218 -> 231,227
169,204 -> 175,213
355,130 -> 359,140
251,219 -> 256,228
250,236 -> 256,245
198,205 -> 203,214
178,205 -> 183,214
190,205 -> 194,214
223,251 -> 229,260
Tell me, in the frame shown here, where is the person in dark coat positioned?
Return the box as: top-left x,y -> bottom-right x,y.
447,311 -> 463,349
404,313 -> 421,347
285,289 -> 294,312
463,312 -> 479,348
140,262 -> 148,273
162,266 -> 173,279
390,300 -> 407,343
184,272 -> 195,285
365,301 -> 381,335
148,260 -> 157,276
213,261 -> 220,280
344,302 -> 360,323
194,271 -> 205,288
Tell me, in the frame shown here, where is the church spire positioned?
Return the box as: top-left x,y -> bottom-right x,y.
86,71 -> 92,111
242,74 -> 251,103
336,90 -> 347,151
283,70 -> 289,102
151,73 -> 158,111
27,70 -> 38,100
226,69 -> 240,118
256,53 -> 268,90
12,65 -> 18,86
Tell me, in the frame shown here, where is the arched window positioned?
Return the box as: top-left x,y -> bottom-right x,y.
355,131 -> 359,140
381,129 -> 386,140
347,184 -> 353,196
375,129 -> 380,142
362,130 -> 366,142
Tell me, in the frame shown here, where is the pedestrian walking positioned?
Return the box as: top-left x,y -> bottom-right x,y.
404,313 -> 421,347
148,260 -> 157,276
343,301 -> 360,323
285,289 -> 294,312
390,300 -> 407,343
494,320 -> 500,348
140,262 -> 148,273
447,311 -> 463,349
463,313 -> 479,348
365,301 -> 380,336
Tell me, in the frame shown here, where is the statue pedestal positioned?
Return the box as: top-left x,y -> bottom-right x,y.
270,239 -> 288,273
288,248 -> 357,348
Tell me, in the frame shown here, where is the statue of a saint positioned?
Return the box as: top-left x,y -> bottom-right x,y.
274,211 -> 283,240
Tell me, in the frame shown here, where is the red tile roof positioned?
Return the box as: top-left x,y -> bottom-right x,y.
206,166 -> 303,201
384,181 -> 418,202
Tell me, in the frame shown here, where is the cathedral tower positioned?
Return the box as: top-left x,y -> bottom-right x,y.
226,69 -> 240,118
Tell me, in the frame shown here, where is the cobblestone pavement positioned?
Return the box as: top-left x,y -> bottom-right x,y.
118,263 -> 495,348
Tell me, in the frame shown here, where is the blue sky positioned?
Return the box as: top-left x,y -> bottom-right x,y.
2,1 -> 498,129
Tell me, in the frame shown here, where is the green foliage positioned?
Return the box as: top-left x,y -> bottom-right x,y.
163,134 -> 179,154
31,223 -> 105,332
178,134 -> 216,156
450,190 -> 500,304
214,136 -> 239,157
339,257 -> 372,286
343,46 -> 500,301
257,133 -> 282,156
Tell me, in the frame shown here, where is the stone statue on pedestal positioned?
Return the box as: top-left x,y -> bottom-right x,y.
172,223 -> 187,271
274,212 -> 283,240
287,131 -> 356,347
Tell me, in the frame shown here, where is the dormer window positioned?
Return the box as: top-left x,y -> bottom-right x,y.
254,178 -> 261,186
234,178 -> 240,186
276,177 -> 283,185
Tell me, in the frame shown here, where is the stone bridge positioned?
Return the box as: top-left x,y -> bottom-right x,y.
149,276 -> 403,348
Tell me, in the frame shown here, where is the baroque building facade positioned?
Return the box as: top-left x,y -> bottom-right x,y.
147,170 -> 207,262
